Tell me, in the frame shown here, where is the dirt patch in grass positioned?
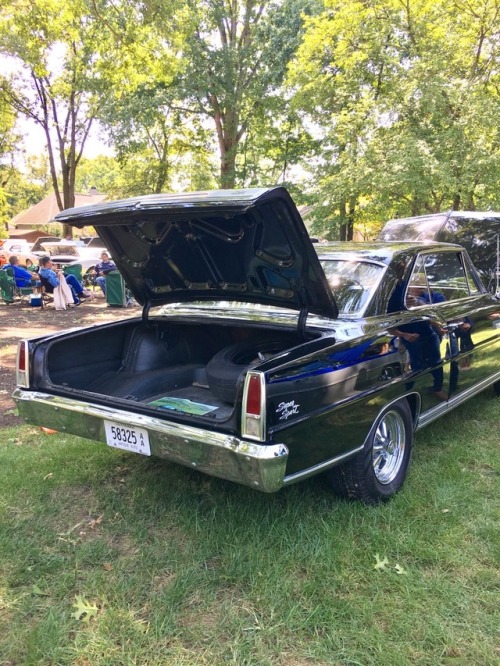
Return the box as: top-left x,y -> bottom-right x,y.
0,295 -> 139,428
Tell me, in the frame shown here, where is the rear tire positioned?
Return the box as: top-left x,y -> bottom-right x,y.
327,400 -> 414,505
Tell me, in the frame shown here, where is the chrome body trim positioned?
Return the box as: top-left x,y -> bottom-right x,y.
12,389 -> 289,493
284,373 -> 499,486
283,445 -> 364,485
154,302 -> 362,337
416,371 -> 500,429
375,392 -> 422,429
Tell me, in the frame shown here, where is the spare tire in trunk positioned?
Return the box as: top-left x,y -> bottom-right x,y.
206,339 -> 288,403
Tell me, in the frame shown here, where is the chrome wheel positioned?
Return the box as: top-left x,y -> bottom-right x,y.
372,410 -> 406,484
327,400 -> 413,504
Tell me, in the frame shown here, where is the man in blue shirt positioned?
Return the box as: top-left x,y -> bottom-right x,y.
39,255 -> 89,304
415,288 -> 446,305
1,255 -> 40,288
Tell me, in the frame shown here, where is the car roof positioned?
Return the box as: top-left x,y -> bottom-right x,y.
315,241 -> 466,265
385,211 -> 500,223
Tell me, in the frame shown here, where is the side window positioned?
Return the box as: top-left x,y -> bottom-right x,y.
462,255 -> 481,294
425,252 -> 469,300
406,252 -> 470,308
405,255 -> 429,308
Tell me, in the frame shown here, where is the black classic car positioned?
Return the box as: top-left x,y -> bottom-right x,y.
13,188 -> 500,503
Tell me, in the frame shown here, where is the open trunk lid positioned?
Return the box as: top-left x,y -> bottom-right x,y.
54,187 -> 338,319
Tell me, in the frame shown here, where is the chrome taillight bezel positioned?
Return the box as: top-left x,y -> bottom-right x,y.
16,340 -> 30,388
241,371 -> 266,441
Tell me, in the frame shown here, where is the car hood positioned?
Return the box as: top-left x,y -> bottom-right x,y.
40,243 -> 79,256
54,187 -> 338,318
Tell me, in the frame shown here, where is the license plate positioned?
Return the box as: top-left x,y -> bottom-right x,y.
104,421 -> 151,456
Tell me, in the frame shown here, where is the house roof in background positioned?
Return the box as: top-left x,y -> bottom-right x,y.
11,190 -> 107,227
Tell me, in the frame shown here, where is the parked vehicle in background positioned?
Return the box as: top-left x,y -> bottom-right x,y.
377,211 -> 500,294
31,236 -> 107,255
30,236 -> 61,255
13,188 -> 500,505
0,239 -> 38,268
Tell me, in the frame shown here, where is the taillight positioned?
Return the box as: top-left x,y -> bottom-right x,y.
16,340 -> 29,388
242,371 -> 266,441
246,375 -> 261,415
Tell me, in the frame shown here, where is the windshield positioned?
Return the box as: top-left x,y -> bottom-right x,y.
319,259 -> 384,315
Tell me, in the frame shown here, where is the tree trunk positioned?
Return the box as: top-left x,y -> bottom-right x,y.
338,199 -> 356,241
155,139 -> 169,194
347,198 -> 356,241
211,95 -> 240,189
220,144 -> 237,189
339,201 -> 348,241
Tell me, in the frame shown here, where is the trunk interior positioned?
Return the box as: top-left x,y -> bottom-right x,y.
35,319 -> 316,423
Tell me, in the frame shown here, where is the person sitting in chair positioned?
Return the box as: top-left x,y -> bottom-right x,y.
39,255 -> 90,305
1,255 -> 40,288
93,252 -> 116,296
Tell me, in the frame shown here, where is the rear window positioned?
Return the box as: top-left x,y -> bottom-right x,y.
440,216 -> 500,247
378,216 -> 446,241
440,216 -> 500,289
320,259 -> 384,315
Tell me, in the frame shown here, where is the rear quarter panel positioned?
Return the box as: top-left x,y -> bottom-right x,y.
263,328 -> 408,475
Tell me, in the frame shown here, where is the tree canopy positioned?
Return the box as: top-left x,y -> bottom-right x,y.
1,0 -> 498,238
288,0 -> 500,238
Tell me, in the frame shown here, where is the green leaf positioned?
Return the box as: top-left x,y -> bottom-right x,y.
72,595 -> 100,623
374,553 -> 389,571
32,584 -> 49,596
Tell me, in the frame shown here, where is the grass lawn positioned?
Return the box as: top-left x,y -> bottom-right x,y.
0,392 -> 498,665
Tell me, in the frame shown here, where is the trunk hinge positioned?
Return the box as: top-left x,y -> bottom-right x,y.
293,280 -> 309,340
298,306 -> 308,340
142,300 -> 152,327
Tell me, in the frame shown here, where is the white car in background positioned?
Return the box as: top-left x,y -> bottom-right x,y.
0,239 -> 38,268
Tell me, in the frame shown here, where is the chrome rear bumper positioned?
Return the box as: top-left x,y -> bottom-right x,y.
12,389 -> 288,492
